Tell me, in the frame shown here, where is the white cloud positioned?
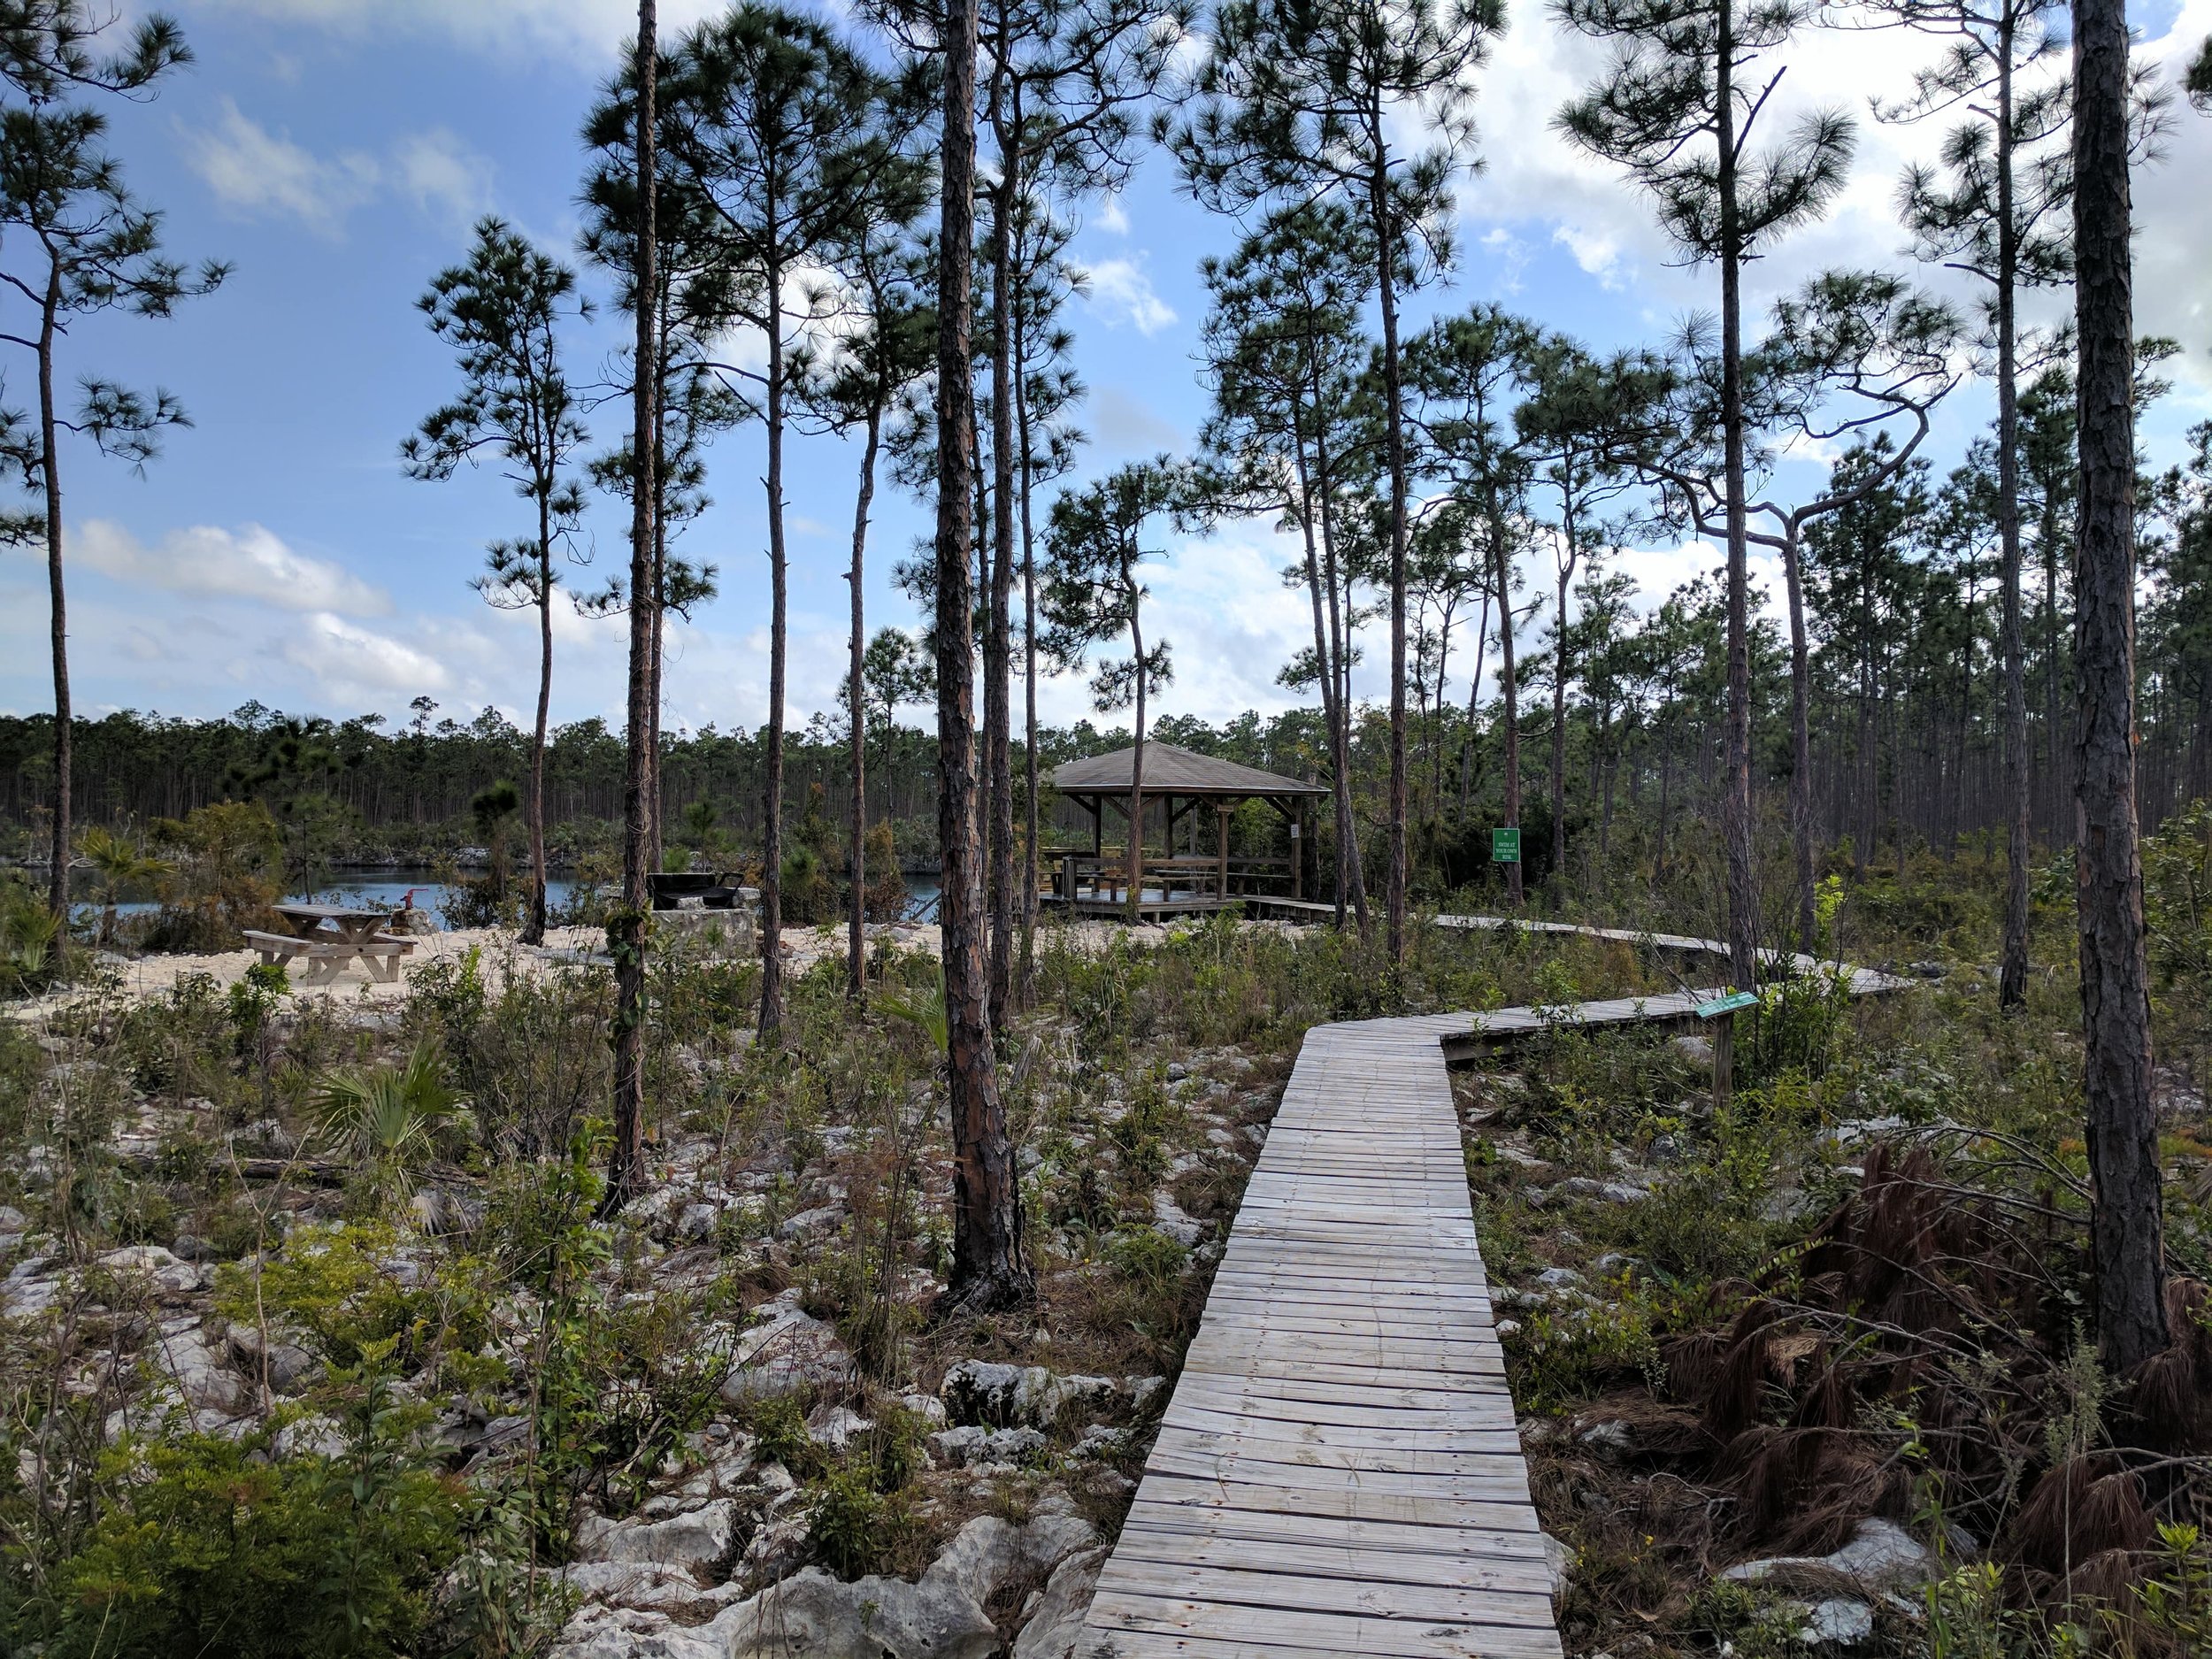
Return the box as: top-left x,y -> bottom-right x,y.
1091,386 -> 1184,457
392,129 -> 496,233
1094,195 -> 1131,235
192,0 -> 731,68
75,519 -> 393,616
182,98 -> 379,236
280,612 -> 454,701
181,100 -> 495,238
1082,257 -> 1179,336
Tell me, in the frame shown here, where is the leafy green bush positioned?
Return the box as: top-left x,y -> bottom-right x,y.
20,1363 -> 463,1658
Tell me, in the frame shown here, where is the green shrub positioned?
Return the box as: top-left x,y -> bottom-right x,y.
25,1364 -> 463,1658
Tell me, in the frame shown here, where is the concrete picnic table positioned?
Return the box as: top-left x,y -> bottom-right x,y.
242,902 -> 417,986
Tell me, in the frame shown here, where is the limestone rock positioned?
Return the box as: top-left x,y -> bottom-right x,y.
1724,1517 -> 1933,1593
226,1322 -> 320,1394
576,1498 -> 738,1577
97,1244 -> 203,1297
720,1291 -> 852,1401
1010,1545 -> 1109,1659
920,1506 -> 1097,1610
711,1565 -> 999,1659
1797,1597 -> 1876,1647
1149,1193 -> 1203,1247
410,1187 -> 486,1237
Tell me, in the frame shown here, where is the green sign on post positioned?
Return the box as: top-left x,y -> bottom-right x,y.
1491,826 -> 1521,864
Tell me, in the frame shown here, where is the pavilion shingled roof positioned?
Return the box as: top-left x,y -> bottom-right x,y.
1048,741 -> 1327,799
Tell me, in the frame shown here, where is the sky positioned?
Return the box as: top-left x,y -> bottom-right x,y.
3,0 -> 2210,742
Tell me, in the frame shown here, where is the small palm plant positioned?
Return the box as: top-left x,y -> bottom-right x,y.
77,826 -> 172,945
315,1043 -> 460,1194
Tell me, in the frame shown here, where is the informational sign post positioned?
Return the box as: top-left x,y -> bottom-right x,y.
1694,989 -> 1759,1110
1491,827 -> 1520,864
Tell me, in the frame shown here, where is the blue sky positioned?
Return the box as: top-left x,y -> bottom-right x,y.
4,0 -> 2209,739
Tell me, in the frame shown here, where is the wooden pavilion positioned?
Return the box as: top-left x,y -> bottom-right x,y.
1043,742 -> 1329,919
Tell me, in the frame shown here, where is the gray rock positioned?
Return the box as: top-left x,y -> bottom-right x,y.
1540,1532 -> 1573,1599
922,1507 -> 1097,1610
1551,1177 -> 1651,1206
1533,1266 -> 1586,1293
1671,1033 -> 1715,1071
410,1187 -> 486,1237
1149,1193 -> 1204,1247
719,1291 -> 852,1401
1011,1546 -> 1110,1658
1724,1517 -> 1932,1593
930,1425 -> 1046,1468
775,1205 -> 842,1241
225,1322 -> 320,1394
1828,1116 -> 1908,1147
576,1498 -> 738,1577
711,1565 -> 1000,1659
549,1605 -> 730,1659
1798,1597 -> 1876,1646
941,1359 -> 1032,1427
676,1203 -> 718,1243
807,1404 -> 872,1451
1577,1419 -> 1633,1455
96,1244 -> 202,1296
0,1204 -> 28,1233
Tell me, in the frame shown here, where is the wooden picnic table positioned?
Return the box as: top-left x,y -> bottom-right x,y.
242,902 -> 416,987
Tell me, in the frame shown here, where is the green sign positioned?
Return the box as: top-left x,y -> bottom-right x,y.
1694,989 -> 1760,1019
1491,827 -> 1521,864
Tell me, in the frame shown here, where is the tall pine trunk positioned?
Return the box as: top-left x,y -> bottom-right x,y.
1716,0 -> 1760,991
1783,526 -> 1815,953
937,0 -> 1031,1310
1017,306 -> 1041,988
38,264 -> 68,922
1997,33 -> 2032,1010
848,403 -> 882,1001
610,0 -> 660,1206
1493,510 -> 1523,907
985,143 -> 1018,1030
525,512 -> 552,948
2071,0 -> 2167,1372
1373,163 -> 1412,964
759,240 -> 788,1047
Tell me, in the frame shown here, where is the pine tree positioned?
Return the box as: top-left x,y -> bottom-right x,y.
660,3 -> 906,1045
0,20 -> 224,918
607,0 -> 660,1210
2070,0 -> 2167,1371
1196,203 -> 1374,933
403,219 -> 590,949
1170,0 -> 1503,964
1555,0 -> 1854,987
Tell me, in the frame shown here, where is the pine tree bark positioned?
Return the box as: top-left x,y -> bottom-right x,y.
1716,0 -> 1760,992
848,403 -> 881,1001
2072,0 -> 2167,1373
1997,33 -> 2032,1010
1312,420 -> 1369,934
1018,307 -> 1042,992
609,0 -> 659,1208
37,261 -> 69,922
985,126 -> 1018,1032
1782,526 -> 1816,953
936,0 -> 1031,1310
524,513 -> 551,947
1372,163 -> 1412,964
1492,508 -> 1524,908
759,236 -> 789,1048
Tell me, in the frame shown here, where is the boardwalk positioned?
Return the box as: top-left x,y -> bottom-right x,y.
1080,923 -> 1909,1657
1079,1010 -> 1559,1659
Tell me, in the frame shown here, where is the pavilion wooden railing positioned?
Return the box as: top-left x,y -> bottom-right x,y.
1047,849 -> 1298,905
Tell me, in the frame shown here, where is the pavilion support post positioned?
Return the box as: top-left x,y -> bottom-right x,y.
1129,787 -> 1143,921
1217,803 -> 1230,898
1294,803 -> 1305,900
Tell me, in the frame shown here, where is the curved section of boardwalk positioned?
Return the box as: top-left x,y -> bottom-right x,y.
1081,924 -> 1905,1657
1079,1012 -> 1560,1659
